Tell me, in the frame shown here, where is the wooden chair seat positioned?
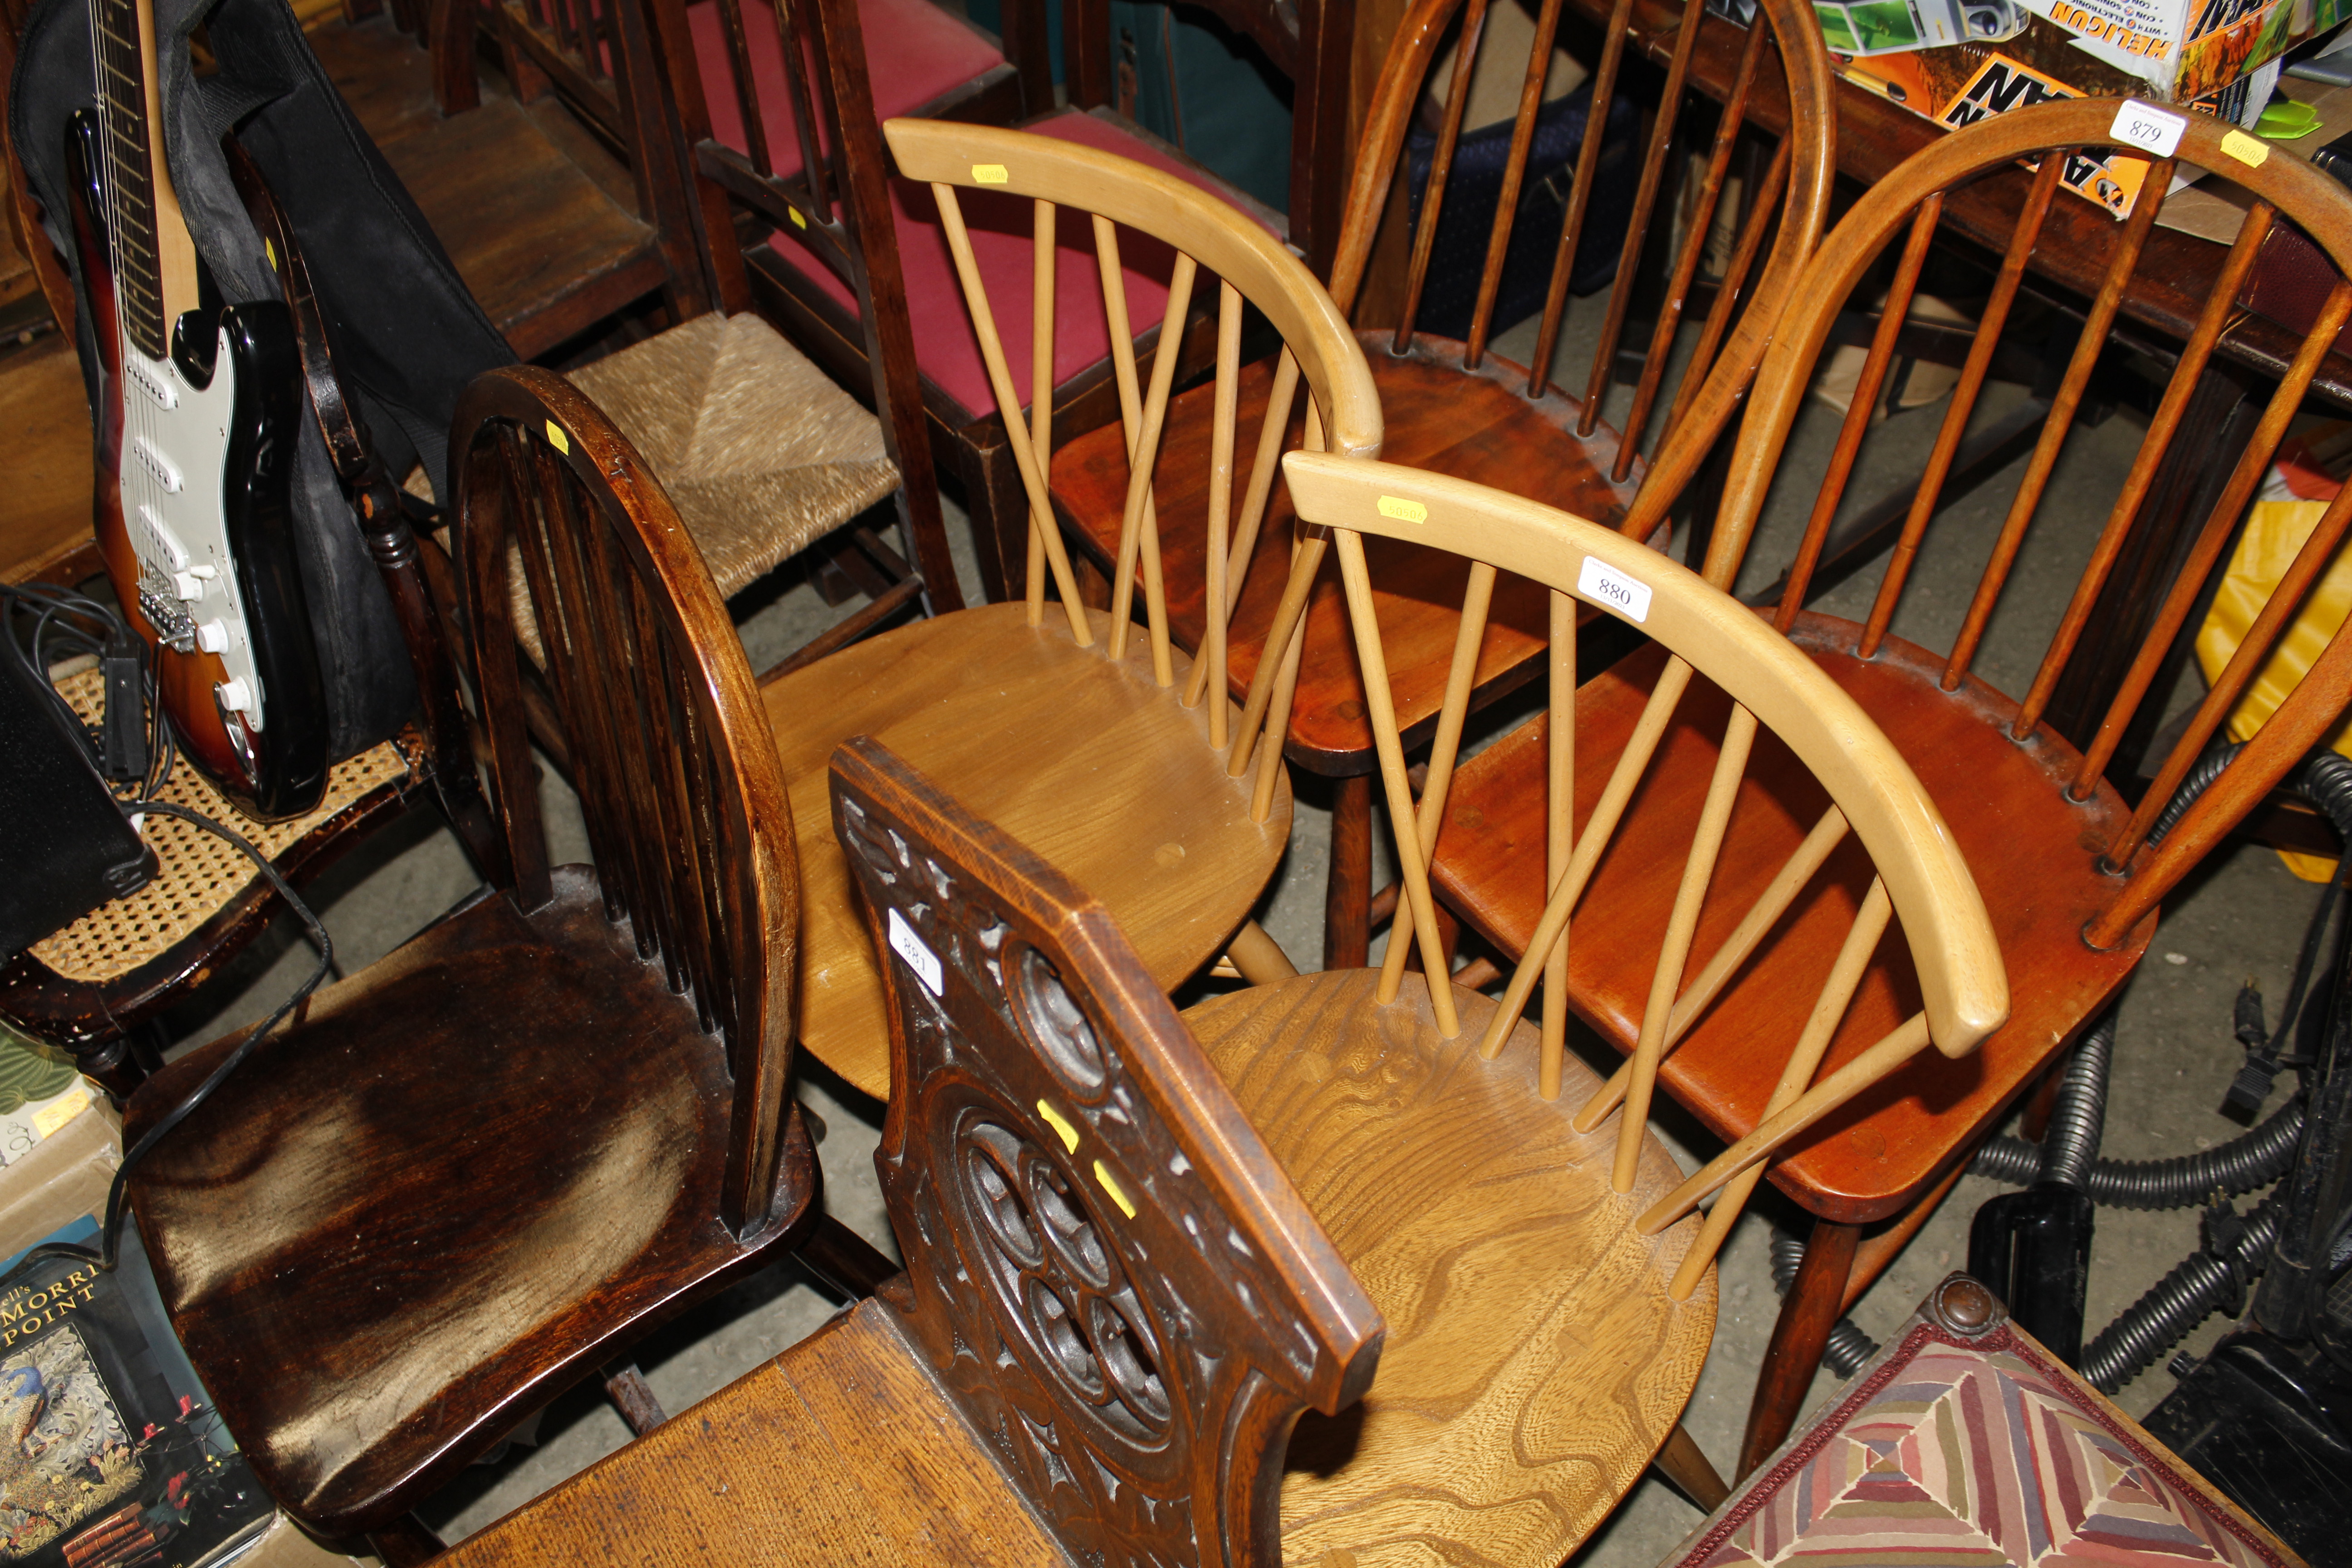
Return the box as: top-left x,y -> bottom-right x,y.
752,107 -> 1266,428
122,863 -> 818,1536
374,95 -> 665,358
1050,335 -> 1645,770
432,1296 -> 1071,1566
1433,618 -> 2150,1224
1185,968 -> 1715,1565
762,602 -> 1292,1098
0,336 -> 98,587
568,311 -> 900,598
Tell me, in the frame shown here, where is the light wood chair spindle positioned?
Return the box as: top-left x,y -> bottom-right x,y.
1164,449 -> 2006,1552
754,118 -> 1382,1100
1045,0 -> 1839,967
1426,97 -> 2352,1479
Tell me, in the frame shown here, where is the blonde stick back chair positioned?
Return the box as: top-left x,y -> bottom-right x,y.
758,119 -> 1382,1099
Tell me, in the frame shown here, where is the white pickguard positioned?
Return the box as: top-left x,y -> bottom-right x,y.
116,331 -> 266,730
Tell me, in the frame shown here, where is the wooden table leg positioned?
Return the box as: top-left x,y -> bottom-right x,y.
1740,1217 -> 1859,1480
1325,773 -> 1372,970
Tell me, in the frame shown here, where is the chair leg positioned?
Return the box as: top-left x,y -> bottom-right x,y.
366,1513 -> 446,1567
601,1362 -> 669,1436
1739,1217 -> 1859,1480
1224,920 -> 1298,984
1652,1421 -> 1730,1512
1325,774 -> 1372,970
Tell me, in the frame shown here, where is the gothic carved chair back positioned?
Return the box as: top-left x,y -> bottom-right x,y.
830,735 -> 1382,1568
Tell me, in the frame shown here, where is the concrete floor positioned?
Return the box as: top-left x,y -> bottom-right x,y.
155,288 -> 2326,1561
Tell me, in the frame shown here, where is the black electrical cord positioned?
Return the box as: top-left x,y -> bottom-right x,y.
0,627 -> 334,1292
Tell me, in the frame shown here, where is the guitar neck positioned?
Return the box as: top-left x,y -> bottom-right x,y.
89,0 -> 200,360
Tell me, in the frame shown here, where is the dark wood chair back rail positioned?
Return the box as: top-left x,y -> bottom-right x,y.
1710,98 -> 2352,947
455,364 -> 800,1229
829,735 -> 1381,1568
1329,0 -> 1837,529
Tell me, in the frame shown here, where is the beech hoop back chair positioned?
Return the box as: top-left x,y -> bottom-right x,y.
1430,97 -> 2352,1476
426,733 -> 1382,1568
118,363 -> 821,1539
755,117 -> 1380,1101
1048,0 -> 1839,967
1284,448 -> 2008,1289
1151,451 -> 2004,1555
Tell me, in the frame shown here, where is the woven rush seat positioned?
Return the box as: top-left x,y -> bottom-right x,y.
20,667 -> 413,988
568,312 -> 900,599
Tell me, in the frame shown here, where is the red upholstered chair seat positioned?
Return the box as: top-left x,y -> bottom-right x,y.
724,94 -> 1269,420
687,0 -> 1002,177
1668,1275 -> 2300,1568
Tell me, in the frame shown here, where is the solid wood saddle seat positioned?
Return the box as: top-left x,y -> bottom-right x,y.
1049,334 -> 1645,774
0,335 -> 98,586
432,1295 -> 1070,1565
307,17 -> 662,358
122,865 -> 819,1536
761,601 -> 1292,1100
1434,615 -> 2151,1225
433,970 -> 1710,1568
1184,969 -> 1715,1567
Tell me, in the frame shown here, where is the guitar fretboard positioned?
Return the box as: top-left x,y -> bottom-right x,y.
90,0 -> 167,361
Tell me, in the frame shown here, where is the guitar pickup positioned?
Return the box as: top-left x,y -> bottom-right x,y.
126,358 -> 178,410
132,436 -> 184,493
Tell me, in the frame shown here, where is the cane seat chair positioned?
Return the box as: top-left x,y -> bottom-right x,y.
1426,97 -> 2352,1474
1163,449 -> 2007,1550
432,735 -> 1382,1568
0,142 -> 485,1093
1048,0 -> 1838,966
116,364 -> 822,1539
755,118 -> 1380,1101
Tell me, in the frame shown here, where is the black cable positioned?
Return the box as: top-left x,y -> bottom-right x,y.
0,799 -> 333,1290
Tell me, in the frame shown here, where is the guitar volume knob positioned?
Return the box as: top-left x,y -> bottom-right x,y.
195,619 -> 230,653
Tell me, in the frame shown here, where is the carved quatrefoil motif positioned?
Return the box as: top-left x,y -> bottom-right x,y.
960,1119 -> 1172,1443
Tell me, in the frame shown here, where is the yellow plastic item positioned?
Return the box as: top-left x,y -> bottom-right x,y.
2194,427 -> 2352,879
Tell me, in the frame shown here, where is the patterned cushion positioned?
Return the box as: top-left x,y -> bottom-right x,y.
1666,1276 -> 2303,1568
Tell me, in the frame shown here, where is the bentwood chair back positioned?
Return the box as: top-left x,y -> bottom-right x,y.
1048,0 -> 1840,965
1432,97 -> 2352,1475
1164,450 -> 2006,1548
757,117 -> 1380,1100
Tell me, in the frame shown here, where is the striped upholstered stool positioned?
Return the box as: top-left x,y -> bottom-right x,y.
1665,1275 -> 2303,1568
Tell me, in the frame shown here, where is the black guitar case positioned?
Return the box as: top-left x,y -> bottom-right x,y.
9,0 -> 517,762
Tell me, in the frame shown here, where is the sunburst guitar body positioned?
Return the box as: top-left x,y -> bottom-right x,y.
64,0 -> 327,819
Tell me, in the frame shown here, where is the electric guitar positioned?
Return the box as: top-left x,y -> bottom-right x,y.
64,0 -> 328,820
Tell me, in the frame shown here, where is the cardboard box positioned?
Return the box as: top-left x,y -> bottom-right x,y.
1808,0 -> 2342,103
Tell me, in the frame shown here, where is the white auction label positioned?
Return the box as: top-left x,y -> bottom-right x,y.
888,906 -> 945,996
2110,101 -> 2187,157
1578,555 -> 1652,623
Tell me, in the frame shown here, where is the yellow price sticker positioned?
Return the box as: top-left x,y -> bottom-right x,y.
1376,495 -> 1428,523
1037,1099 -> 1080,1154
973,163 -> 1010,184
789,206 -> 808,229
2221,129 -> 2271,168
32,1089 -> 89,1141
1093,1160 -> 1137,1218
546,420 -> 570,455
